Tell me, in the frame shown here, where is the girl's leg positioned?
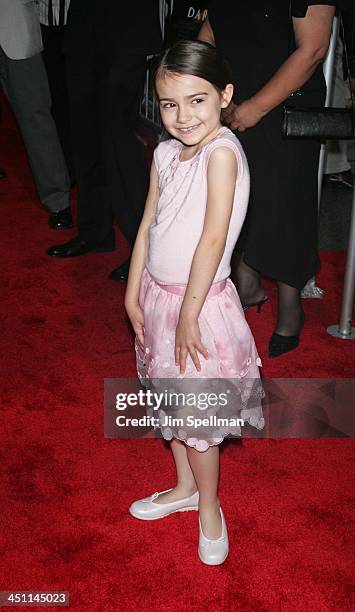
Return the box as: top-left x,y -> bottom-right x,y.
153,438 -> 198,504
186,445 -> 222,539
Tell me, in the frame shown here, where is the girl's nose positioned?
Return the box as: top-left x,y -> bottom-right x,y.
177,106 -> 191,123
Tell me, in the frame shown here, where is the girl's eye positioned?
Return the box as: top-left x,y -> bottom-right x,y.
161,102 -> 176,109
192,98 -> 204,104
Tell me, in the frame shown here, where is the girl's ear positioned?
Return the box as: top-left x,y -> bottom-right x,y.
220,83 -> 234,108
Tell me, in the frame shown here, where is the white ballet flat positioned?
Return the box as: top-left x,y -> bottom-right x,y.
129,488 -> 199,520
198,507 -> 229,566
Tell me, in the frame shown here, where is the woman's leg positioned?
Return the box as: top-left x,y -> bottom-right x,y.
153,438 -> 198,504
236,252 -> 304,335
232,252 -> 266,306
186,445 -> 222,539
275,281 -> 304,336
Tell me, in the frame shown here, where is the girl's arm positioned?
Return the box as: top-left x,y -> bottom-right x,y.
200,6 -> 335,131
175,146 -> 238,374
124,160 -> 159,346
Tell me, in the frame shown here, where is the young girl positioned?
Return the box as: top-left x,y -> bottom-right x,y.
124,40 -> 264,566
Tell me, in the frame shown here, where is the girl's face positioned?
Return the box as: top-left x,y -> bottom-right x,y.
156,72 -> 233,150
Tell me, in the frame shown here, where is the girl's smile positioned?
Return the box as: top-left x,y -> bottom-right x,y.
177,123 -> 202,135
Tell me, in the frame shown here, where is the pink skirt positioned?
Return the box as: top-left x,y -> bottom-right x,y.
135,267 -> 264,451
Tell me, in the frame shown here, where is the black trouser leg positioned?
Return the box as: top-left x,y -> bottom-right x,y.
99,53 -> 149,246
41,24 -> 75,183
66,50 -> 114,244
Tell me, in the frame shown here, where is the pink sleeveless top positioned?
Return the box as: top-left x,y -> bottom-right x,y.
146,126 -> 250,284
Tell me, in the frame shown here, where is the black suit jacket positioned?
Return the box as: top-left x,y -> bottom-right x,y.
64,0 -> 162,56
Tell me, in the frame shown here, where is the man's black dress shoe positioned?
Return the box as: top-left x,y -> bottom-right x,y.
109,257 -> 131,282
324,170 -> 354,189
46,234 -> 115,258
48,206 -> 73,230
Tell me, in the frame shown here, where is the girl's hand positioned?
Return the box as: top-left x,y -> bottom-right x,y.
222,98 -> 265,132
175,315 -> 209,374
126,302 -> 145,349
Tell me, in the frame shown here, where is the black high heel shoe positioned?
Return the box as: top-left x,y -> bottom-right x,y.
268,313 -> 305,358
242,295 -> 269,312
268,333 -> 300,358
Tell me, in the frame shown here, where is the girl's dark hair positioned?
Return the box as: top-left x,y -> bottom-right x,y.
153,39 -> 232,92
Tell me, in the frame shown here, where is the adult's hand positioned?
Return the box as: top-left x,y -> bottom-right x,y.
222,99 -> 265,132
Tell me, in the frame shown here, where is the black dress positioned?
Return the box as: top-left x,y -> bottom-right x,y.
208,1 -> 337,289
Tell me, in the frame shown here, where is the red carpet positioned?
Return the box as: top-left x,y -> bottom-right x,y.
0,97 -> 354,611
